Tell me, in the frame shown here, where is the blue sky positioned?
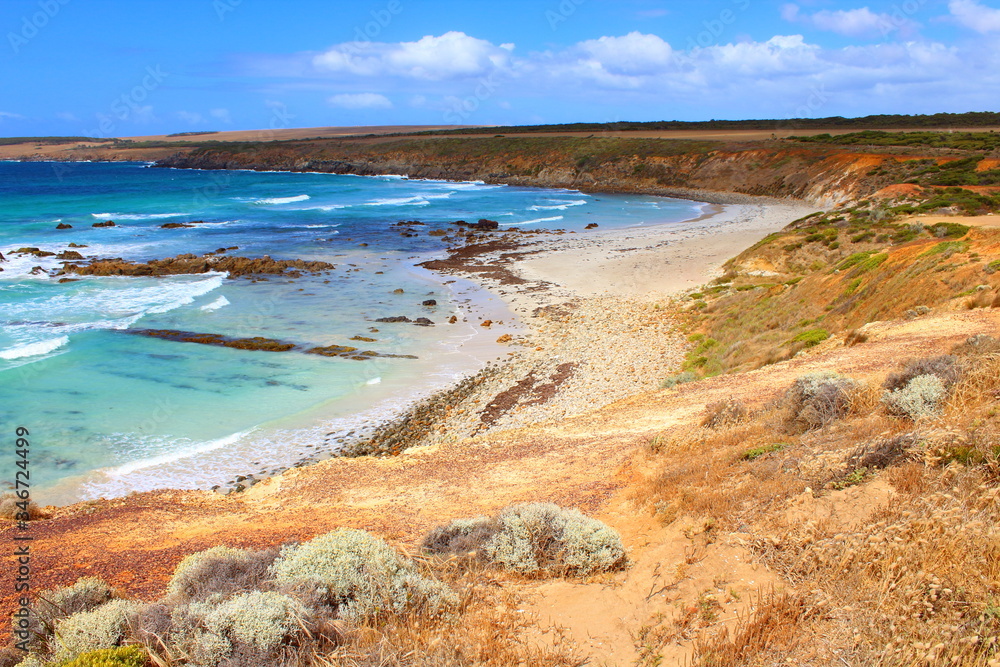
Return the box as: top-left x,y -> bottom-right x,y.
0,0 -> 998,137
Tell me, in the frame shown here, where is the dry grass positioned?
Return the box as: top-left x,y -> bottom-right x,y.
633,345 -> 1000,665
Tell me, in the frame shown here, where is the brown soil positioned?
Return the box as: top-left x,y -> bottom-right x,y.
6,308 -> 997,663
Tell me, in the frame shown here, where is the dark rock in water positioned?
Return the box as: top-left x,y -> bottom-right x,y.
392,288 -> 404,294
414,317 -> 434,326
56,251 -> 84,260
350,335 -> 377,342
448,315 -> 458,324
376,316 -> 411,323
422,299 -> 437,306
129,329 -> 297,352
56,223 -> 72,230
58,278 -> 80,284
29,266 -> 46,275
215,247 -> 228,254
428,229 -> 447,236
92,220 -> 116,228
473,219 -> 499,230
13,247 -> 55,257
160,222 -> 194,229
305,344 -> 358,357
68,243 -> 87,248
0,252 -> 5,262
585,222 -> 599,229
453,220 -> 468,226
65,254 -> 335,279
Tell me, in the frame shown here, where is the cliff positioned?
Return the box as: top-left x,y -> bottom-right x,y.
151,136 -> 917,207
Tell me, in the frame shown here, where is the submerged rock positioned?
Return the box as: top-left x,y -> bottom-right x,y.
129,329 -> 297,352
376,316 -> 412,323
160,222 -> 194,229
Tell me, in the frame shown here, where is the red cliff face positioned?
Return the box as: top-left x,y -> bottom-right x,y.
151,138 -> 906,206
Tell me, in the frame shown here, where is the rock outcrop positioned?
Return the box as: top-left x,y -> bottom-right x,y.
63,254 -> 335,278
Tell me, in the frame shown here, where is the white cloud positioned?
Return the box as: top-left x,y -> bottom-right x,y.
577,32 -> 674,75
949,0 -> 1000,33
210,108 -> 233,123
781,4 -> 917,37
177,110 -> 205,124
313,31 -> 512,80
328,93 -> 393,109
0,111 -> 25,121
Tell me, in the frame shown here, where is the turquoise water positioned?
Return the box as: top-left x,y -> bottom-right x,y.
0,161 -> 704,504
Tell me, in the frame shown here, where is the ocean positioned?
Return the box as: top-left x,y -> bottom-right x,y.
0,161 -> 704,504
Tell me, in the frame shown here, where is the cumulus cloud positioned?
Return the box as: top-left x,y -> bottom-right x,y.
949,0 -> 1000,33
781,3 -> 917,37
314,31 -> 513,80
577,32 -> 674,75
210,108 -> 233,123
177,110 -> 204,124
328,93 -> 393,109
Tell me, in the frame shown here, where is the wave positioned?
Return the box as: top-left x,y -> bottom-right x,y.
501,215 -> 565,226
254,194 -> 311,205
528,199 -> 588,211
104,429 -> 255,476
91,212 -> 185,220
0,336 -> 69,361
362,196 -> 432,207
200,296 -> 230,312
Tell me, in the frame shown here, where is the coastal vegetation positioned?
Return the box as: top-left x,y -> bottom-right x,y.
5,122 -> 1000,664
11,506 -> 624,666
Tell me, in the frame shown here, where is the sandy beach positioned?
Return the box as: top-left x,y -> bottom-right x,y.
381,199 -> 819,448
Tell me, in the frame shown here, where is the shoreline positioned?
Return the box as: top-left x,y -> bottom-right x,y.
8,161 -> 816,503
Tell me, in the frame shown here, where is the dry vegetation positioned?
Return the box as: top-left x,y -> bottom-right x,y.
676,204 -> 1000,377
634,336 -> 1000,666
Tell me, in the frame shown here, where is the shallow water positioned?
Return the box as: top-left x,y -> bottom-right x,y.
0,161 -> 704,504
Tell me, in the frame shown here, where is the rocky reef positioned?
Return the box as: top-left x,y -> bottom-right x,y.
61,253 -> 335,278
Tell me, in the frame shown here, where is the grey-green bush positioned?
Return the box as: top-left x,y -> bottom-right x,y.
427,503 -> 626,577
883,355 -> 961,392
166,545 -> 278,603
883,374 -> 947,420
52,599 -> 142,661
784,372 -> 858,432
269,528 -> 456,621
33,577 -> 114,633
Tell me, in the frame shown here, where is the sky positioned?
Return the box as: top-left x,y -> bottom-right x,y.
0,0 -> 999,137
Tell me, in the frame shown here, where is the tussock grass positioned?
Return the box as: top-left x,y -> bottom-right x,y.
634,341 -> 1000,665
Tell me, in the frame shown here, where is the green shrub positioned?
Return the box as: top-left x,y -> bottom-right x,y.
784,373 -> 858,432
53,600 -> 142,661
985,259 -> 1000,274
741,443 -> 786,461
792,328 -> 830,348
166,545 -> 278,603
883,374 -> 948,420
51,645 -> 147,667
270,528 -> 456,621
